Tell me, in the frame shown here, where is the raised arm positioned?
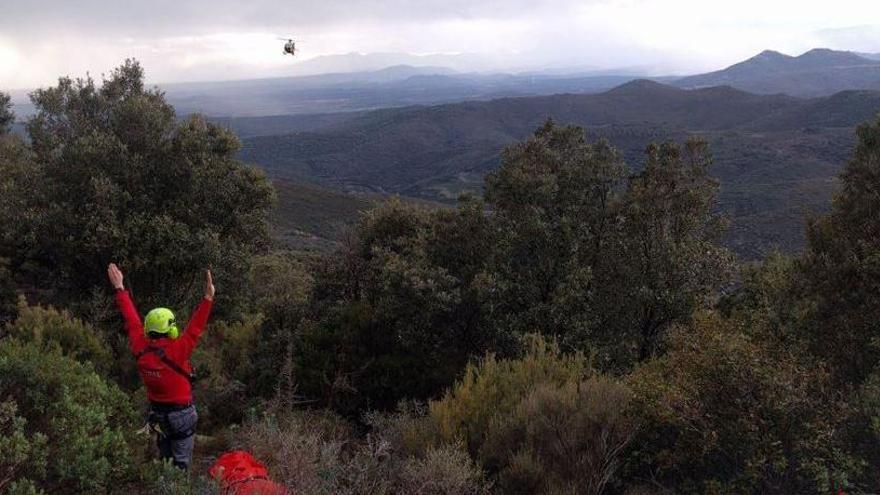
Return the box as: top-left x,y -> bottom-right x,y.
108,263 -> 147,354
178,269 -> 215,358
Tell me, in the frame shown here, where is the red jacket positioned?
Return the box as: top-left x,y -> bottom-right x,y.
115,290 -> 213,405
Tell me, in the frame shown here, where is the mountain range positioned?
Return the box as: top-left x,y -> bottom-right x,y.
675,48 -> 880,96
9,48 -> 880,120
239,79 -> 880,258
168,48 -> 880,117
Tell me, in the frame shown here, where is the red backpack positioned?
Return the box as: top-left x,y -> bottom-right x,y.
209,450 -> 288,495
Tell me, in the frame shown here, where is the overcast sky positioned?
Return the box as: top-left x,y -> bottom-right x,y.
1,0 -> 879,89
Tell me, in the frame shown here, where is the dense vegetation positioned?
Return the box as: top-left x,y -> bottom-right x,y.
3,61 -> 880,494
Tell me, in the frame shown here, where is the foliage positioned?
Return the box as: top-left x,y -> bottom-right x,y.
296,123 -> 731,416
0,339 -> 138,492
246,252 -> 313,401
427,335 -> 635,493
617,139 -> 732,361
0,91 -> 12,134
484,122 -> 625,353
4,299 -> 114,373
625,313 -> 860,494
16,60 -> 275,316
430,335 -> 588,451
136,459 -> 218,495
234,408 -> 488,495
800,116 -> 880,385
0,399 -> 48,493
485,122 -> 732,367
483,378 -> 635,495
297,197 -> 506,415
396,445 -> 490,495
0,133 -> 39,321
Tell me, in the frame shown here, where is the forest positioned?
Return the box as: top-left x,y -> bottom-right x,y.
2,60 -> 880,494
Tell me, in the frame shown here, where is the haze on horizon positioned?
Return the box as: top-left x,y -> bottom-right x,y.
1,0 -> 880,89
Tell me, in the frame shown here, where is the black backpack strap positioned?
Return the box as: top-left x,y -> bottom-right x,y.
136,346 -> 195,383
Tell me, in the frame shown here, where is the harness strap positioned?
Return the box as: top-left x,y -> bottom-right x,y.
136,345 -> 195,383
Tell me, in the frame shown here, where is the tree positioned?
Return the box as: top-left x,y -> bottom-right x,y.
22,60 -> 275,315
297,197 -> 505,415
616,139 -> 732,362
484,121 -> 624,353
800,116 -> 880,385
484,122 -> 732,368
625,314 -> 860,494
0,100 -> 36,322
0,91 -> 13,135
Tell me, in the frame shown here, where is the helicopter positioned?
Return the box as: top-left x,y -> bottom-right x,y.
278,38 -> 299,56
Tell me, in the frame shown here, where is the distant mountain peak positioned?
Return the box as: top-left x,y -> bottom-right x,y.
604,78 -> 680,95
795,48 -> 871,65
753,49 -> 790,61
675,47 -> 880,96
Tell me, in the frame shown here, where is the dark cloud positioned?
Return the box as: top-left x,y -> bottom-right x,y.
1,0 -> 586,37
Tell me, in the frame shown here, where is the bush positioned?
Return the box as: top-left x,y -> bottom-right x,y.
190,318 -> 263,431
430,335 -> 589,453
428,335 -> 634,494
397,446 -> 490,495
0,399 -> 48,493
4,299 -> 114,373
136,459 -> 218,495
484,379 -> 635,494
235,410 -> 353,493
625,313 -> 861,494
0,339 -> 137,492
233,407 -> 489,495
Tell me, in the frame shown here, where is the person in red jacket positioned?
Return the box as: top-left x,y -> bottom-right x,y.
107,262 -> 215,470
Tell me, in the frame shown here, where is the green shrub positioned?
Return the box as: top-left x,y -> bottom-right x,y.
191,318 -> 263,431
429,335 -> 589,454
0,399 -> 48,492
0,339 -> 137,492
5,299 -> 114,373
428,335 -> 634,494
625,313 -> 861,494
136,459 -> 218,495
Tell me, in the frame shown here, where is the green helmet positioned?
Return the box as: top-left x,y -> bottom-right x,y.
144,308 -> 179,339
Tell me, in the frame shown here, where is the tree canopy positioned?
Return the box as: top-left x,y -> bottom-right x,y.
18,60 -> 275,315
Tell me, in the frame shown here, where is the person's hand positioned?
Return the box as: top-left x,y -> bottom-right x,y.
107,263 -> 124,290
204,269 -> 215,301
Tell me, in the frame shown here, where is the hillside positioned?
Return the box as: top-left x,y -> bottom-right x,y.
241,81 -> 880,258
241,81 -> 806,191
270,178 -> 374,251
675,48 -> 880,96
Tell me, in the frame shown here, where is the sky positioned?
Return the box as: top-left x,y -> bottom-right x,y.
1,0 -> 879,89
